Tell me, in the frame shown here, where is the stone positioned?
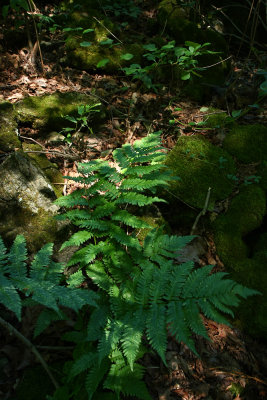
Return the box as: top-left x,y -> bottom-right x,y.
0,152 -> 67,252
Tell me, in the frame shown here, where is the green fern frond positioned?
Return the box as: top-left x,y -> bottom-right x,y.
0,273 -> 22,319
121,311 -> 144,370
7,235 -> 27,279
86,358 -> 110,400
67,270 -> 85,287
0,236 -> 7,266
146,303 -> 167,364
87,306 -> 110,341
166,301 -> 198,354
197,298 -> 231,326
60,231 -> 93,250
70,352 -> 98,378
29,243 -> 54,281
116,192 -> 165,206
108,224 -> 141,249
135,261 -> 155,305
98,320 -> 123,363
56,286 -> 99,311
120,178 -> 168,191
34,308 -> 66,338
55,189 -> 90,207
111,210 -> 152,229
104,362 -> 152,400
87,261 -> 114,292
166,261 -> 195,300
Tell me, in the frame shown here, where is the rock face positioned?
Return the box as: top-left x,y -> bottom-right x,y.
0,152 -> 66,252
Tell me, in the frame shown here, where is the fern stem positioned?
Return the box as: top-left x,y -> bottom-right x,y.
0,316 -> 59,389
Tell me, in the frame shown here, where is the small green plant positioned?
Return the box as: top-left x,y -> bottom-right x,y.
243,175 -> 261,185
103,0 -> 141,18
61,103 -> 101,144
121,40 -> 218,91
51,132 -> 258,399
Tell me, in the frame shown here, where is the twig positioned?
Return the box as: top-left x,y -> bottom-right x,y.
93,16 -> 123,44
199,56 -> 232,70
19,135 -> 46,149
23,150 -> 79,160
190,187 -> 211,235
0,316 -> 59,389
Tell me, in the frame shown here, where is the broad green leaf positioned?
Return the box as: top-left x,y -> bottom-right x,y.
97,58 -> 110,68
120,53 -> 134,61
181,71 -> 191,80
80,41 -> 92,47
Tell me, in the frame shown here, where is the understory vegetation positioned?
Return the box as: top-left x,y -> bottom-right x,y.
1,0 -> 267,399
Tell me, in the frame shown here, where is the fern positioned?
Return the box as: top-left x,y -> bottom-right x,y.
0,235 -> 98,322
52,132 -> 259,400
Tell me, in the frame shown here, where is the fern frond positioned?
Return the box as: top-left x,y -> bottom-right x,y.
7,235 -> 27,279
108,224 -> 141,249
70,352 -> 98,378
67,270 -> 85,287
0,236 -> 7,266
166,261 -> 195,300
135,261 -> 155,305
146,303 -> 167,364
34,308 -> 66,338
121,311 -> 145,370
86,358 -> 110,400
198,298 -> 231,326
98,319 -> 123,362
56,286 -> 99,311
60,231 -> 93,250
104,362 -> 152,400
0,273 -> 21,319
29,243 -> 54,281
87,261 -> 114,292
111,210 -> 153,229
166,301 -> 197,354
87,305 -> 110,341
183,300 -> 209,339
120,178 -> 168,191
55,189 -> 89,207
116,192 -> 165,207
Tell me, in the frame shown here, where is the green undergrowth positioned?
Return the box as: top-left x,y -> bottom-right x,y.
0,132 -> 259,400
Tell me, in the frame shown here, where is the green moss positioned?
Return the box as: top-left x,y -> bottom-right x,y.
0,102 -> 21,151
212,185 -> 267,338
22,143 -> 64,197
136,215 -> 168,243
66,35 -> 143,73
223,124 -> 267,163
15,92 -> 106,132
165,135 -> 236,209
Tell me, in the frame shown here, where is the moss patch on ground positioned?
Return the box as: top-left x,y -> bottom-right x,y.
165,135 -> 236,209
223,124 -> 267,163
15,92 -> 106,132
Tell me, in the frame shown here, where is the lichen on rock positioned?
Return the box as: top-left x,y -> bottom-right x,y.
165,135 -> 236,209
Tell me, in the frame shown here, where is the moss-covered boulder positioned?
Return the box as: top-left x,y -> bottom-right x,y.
165,135 -> 236,209
0,152 -> 67,252
14,92 -> 106,132
213,185 -> 267,337
0,101 -> 21,151
22,143 -> 64,197
223,124 -> 267,163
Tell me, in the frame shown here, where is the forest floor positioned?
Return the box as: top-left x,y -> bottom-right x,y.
0,2 -> 267,399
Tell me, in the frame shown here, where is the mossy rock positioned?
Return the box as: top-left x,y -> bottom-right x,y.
212,185 -> 267,338
165,135 -> 236,209
22,143 -> 64,197
203,109 -> 232,129
15,92 -> 106,132
0,152 -> 68,252
0,101 -> 21,151
223,124 -> 267,163
65,35 -> 143,73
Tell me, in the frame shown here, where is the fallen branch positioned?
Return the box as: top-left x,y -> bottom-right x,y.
190,187 -> 211,235
0,316 -> 59,389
